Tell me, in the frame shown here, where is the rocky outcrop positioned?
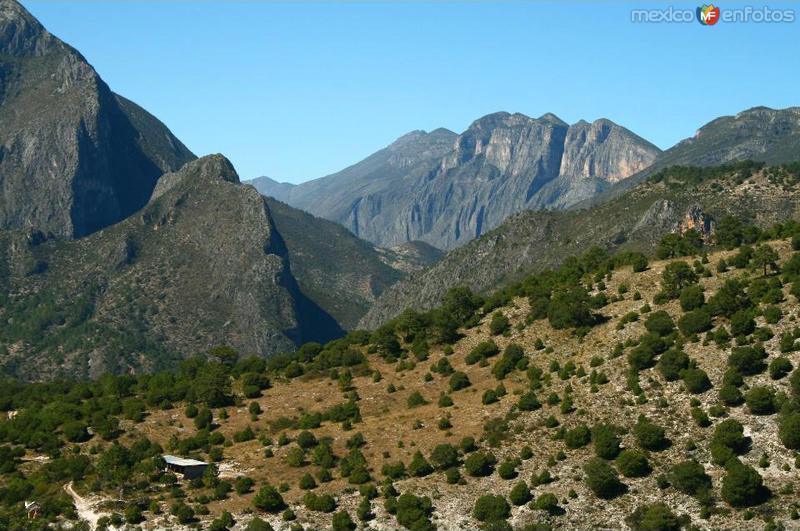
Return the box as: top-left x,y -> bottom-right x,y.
679,204 -> 715,240
0,0 -> 195,239
253,112 -> 660,250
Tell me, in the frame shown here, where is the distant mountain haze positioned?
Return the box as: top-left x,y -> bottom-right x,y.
249,112 -> 660,250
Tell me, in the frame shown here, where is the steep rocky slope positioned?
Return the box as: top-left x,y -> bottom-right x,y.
0,0 -> 195,239
251,114 -> 659,250
361,164 -> 800,329
263,197 -> 407,330
0,155 -> 338,379
0,153 -> 427,380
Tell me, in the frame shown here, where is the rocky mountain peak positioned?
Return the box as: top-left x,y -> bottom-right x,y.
446,111 -> 568,174
539,112 -> 568,126
559,119 -> 661,182
0,0 -> 195,239
384,128 -> 457,169
150,155 -> 238,201
0,0 -> 54,56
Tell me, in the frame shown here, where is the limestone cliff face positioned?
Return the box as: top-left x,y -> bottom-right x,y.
0,0 -> 195,239
560,119 -> 658,182
255,112 -> 660,250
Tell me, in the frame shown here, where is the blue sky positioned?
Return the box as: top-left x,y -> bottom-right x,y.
25,1 -> 799,184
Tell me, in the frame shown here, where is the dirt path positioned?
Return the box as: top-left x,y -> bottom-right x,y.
64,481 -> 106,530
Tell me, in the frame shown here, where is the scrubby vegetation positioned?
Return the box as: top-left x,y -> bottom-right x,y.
4,207 -> 800,529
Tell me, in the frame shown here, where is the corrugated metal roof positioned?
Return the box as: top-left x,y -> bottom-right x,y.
163,454 -> 207,467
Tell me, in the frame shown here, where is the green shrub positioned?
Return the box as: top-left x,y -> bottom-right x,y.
679,285 -> 705,311
691,407 -> 710,427
711,419 -> 749,465
763,305 -> 782,324
498,460 -> 518,480
670,459 -> 711,495
547,287 -> 596,329
729,346 -> 766,375
517,391 -> 541,411
233,426 -> 255,443
466,341 -> 500,364
656,349 -> 689,381
407,391 -> 427,408
299,473 -> 316,490
396,493 -> 434,531
473,494 -> 510,523
719,384 -> 744,406
531,493 -> 561,515
626,503 -> 681,531
489,312 -> 510,336
465,451 -> 497,477
124,505 -> 144,525
721,460 -> 767,507
779,412 -> 800,449
615,450 -> 651,477
332,510 -> 356,531
185,404 -> 198,418
509,481 -> 532,506
564,425 -> 591,449
244,517 -> 274,531
285,446 -> 306,467
460,436 -> 477,453
681,368 -> 712,394
429,443 -> 459,470
62,421 -> 91,443
449,372 -> 471,392
253,484 -> 286,513
592,423 -> 622,459
492,343 -> 526,379
661,261 -> 698,299
678,309 -> 712,336
296,430 -> 317,449
634,417 -> 668,451
583,457 -> 626,499
769,357 -> 793,380
792,368 -> 800,398
304,492 -> 337,513
745,386 -> 776,415
730,310 -> 756,337
482,389 -> 499,405
644,311 -> 675,337
382,461 -> 406,479
445,467 -> 461,485
407,451 -> 433,477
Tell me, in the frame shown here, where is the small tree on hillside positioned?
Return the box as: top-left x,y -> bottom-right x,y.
752,244 -> 779,276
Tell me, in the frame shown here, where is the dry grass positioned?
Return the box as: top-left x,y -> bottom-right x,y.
105,239 -> 800,530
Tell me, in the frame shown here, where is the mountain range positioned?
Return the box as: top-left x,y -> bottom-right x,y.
251,113 -> 661,250
0,0 -> 432,379
2,0 -> 800,380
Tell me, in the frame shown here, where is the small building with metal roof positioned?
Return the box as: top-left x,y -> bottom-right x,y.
162,455 -> 208,480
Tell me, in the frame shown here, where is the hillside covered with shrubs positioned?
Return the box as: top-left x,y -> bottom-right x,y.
4,218 -> 800,530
